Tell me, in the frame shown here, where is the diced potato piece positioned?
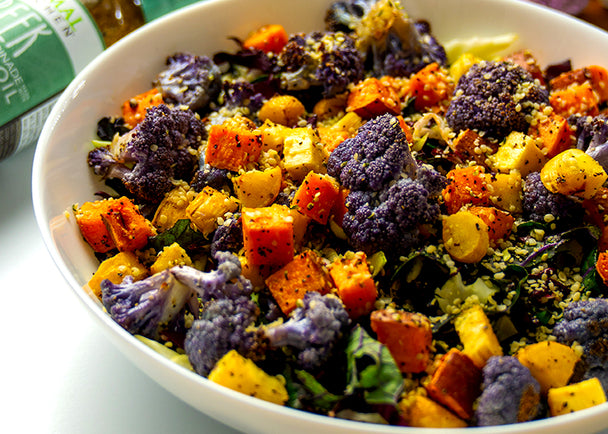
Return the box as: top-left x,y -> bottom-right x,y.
232,166 -> 283,208
488,171 -> 523,213
442,211 -> 490,264
87,251 -> 148,298
150,242 -> 192,274
152,183 -> 192,232
282,127 -> 327,181
208,350 -> 289,405
185,186 -> 239,236
259,120 -> 293,153
258,95 -> 305,127
547,378 -> 607,417
489,131 -> 547,176
370,309 -> 433,373
399,394 -> 467,428
541,148 -> 608,199
265,250 -> 332,315
454,304 -> 503,368
516,341 -> 580,394
425,348 -> 482,420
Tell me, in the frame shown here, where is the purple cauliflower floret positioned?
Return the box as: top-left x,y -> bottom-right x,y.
263,292 -> 351,371
446,61 -> 549,141
569,114 -> 608,172
475,356 -> 541,426
522,172 -> 583,224
222,79 -> 268,113
342,175 -> 445,255
325,0 -> 447,77
101,269 -> 195,340
170,251 -> 252,303
190,164 -> 232,193
553,298 -> 608,390
101,251 -> 252,340
327,114 -> 416,191
210,217 -> 243,258
154,53 -> 222,111
87,104 -> 203,204
185,295 -> 260,376
277,31 -> 364,97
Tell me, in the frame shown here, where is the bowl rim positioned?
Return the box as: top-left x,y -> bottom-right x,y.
31,0 -> 608,432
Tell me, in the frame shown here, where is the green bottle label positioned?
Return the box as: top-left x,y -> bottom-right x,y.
139,0 -> 200,22
0,0 -> 104,126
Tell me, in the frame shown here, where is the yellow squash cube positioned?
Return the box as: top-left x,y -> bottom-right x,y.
516,341 -> 580,394
490,131 -> 547,176
541,148 -> 608,199
488,171 -> 523,214
150,242 -> 192,274
87,251 -> 148,297
185,186 -> 239,236
547,378 -> 607,416
208,350 -> 289,405
454,304 -> 503,368
400,394 -> 467,428
232,166 -> 283,208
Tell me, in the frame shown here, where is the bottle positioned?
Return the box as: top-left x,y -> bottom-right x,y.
0,0 -> 197,161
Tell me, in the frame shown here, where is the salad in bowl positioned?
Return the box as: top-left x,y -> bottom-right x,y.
33,0 -> 608,432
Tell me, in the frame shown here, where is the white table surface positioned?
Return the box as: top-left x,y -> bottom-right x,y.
0,145 -> 241,434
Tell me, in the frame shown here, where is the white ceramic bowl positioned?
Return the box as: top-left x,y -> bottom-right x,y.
32,0 -> 608,432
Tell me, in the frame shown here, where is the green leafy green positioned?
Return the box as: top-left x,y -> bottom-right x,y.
294,370 -> 343,411
345,325 -> 403,406
148,219 -> 207,253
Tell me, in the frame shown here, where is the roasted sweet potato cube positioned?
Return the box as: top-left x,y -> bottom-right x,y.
442,165 -> 491,214
467,206 -> 515,245
100,196 -> 156,252
528,112 -> 574,159
74,200 -> 116,253
346,77 -> 401,118
451,129 -> 498,168
370,309 -> 433,373
328,252 -> 377,318
425,348 -> 482,420
407,62 -> 453,112
265,250 -> 332,315
121,87 -> 164,128
205,117 -> 263,171
242,204 -> 294,267
291,171 -> 341,224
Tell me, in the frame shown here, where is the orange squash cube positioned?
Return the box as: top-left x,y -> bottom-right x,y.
265,250 -> 332,315
205,117 -> 263,171
242,204 -> 294,267
328,252 -> 377,318
425,348 -> 482,420
291,172 -> 341,224
370,309 -> 433,373
346,77 -> 401,118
